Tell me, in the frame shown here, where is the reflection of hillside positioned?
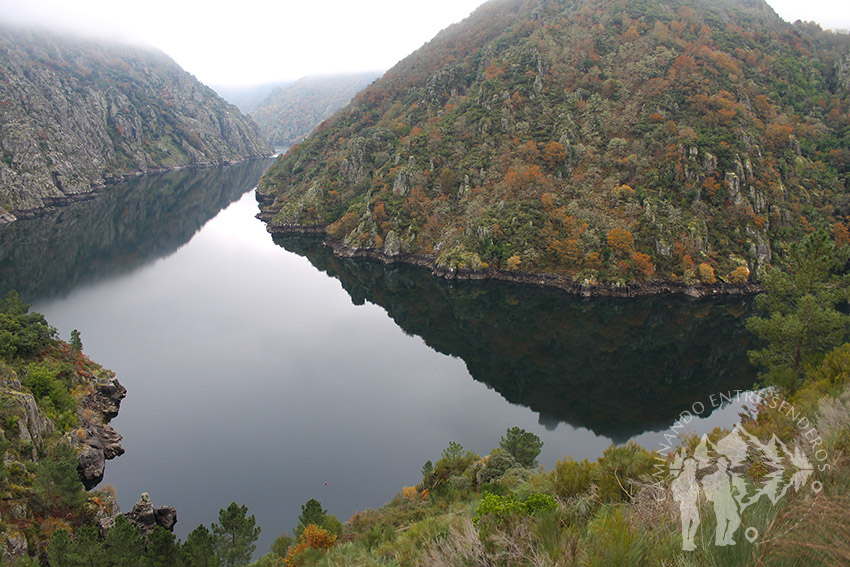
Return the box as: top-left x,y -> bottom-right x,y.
0,159 -> 275,301
277,237 -> 758,442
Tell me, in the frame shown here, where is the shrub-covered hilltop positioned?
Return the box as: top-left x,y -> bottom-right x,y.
0,24 -> 272,221
258,0 -> 850,291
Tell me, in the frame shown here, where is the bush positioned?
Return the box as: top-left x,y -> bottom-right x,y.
552,457 -> 597,499
477,449 -> 518,484
594,443 -> 655,502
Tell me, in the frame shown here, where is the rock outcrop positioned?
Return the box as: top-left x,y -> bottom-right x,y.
74,369 -> 127,488
0,24 -> 273,219
124,493 -> 178,534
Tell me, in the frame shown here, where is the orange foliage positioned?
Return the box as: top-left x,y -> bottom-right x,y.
728,266 -> 750,284
485,64 -> 505,80
833,222 -> 850,249
630,251 -> 655,279
543,141 -> 567,169
697,263 -> 717,284
503,165 -> 548,197
584,252 -> 602,270
284,525 -> 337,566
607,227 -> 634,256
649,112 -> 664,123
765,122 -> 793,151
518,140 -> 540,162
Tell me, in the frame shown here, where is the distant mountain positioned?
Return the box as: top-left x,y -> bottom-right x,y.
0,25 -> 273,220
210,81 -> 292,114
258,0 -> 850,291
250,73 -> 381,147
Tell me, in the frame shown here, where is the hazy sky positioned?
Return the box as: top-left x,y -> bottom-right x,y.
1,0 -> 848,87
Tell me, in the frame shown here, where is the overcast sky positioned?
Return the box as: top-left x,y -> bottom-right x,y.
1,0 -> 848,87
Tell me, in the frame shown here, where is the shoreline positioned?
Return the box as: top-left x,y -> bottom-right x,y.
263,223 -> 762,299
2,154 -> 275,226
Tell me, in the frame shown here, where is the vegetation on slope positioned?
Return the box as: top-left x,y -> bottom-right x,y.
0,292 -> 119,561
259,0 -> 850,287
250,73 -> 382,147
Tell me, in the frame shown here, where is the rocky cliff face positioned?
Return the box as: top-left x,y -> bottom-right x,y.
0,25 -> 272,219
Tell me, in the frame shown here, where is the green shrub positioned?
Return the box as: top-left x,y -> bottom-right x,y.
552,457 -> 597,499
594,443 -> 655,502
582,507 -> 645,567
477,449 -> 518,484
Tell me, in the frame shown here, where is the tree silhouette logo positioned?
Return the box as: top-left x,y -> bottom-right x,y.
668,423 -> 819,551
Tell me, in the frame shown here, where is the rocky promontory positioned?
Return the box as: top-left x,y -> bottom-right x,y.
74,369 -> 127,488
0,24 -> 273,220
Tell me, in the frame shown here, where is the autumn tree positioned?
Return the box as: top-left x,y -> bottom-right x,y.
607,227 -> 634,256
543,141 -> 567,170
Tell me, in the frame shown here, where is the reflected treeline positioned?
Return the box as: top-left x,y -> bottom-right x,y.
0,159 -> 275,302
277,237 -> 758,442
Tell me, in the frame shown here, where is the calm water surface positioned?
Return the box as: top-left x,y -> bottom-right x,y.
0,161 -> 758,553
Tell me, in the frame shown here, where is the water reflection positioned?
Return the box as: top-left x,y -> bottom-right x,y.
275,237 -> 758,442
0,159 -> 275,301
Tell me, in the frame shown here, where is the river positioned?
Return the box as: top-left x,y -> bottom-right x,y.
0,159 -> 757,553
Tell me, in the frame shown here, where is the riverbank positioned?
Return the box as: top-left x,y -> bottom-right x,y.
2,155 -> 274,227
260,219 -> 762,298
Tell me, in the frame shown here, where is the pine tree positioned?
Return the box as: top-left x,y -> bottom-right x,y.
212,502 -> 261,567
295,498 -> 327,537
104,516 -> 144,567
499,426 -> 543,468
746,229 -> 850,391
181,525 -> 220,567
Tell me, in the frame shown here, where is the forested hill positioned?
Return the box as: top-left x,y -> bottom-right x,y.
259,0 -> 850,289
0,25 -> 272,220
249,73 -> 381,147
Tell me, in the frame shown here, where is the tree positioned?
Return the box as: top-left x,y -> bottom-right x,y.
296,498 -> 327,537
0,290 -> 55,359
181,525 -> 219,567
104,516 -> 144,567
746,230 -> 850,391
33,443 -> 86,515
212,502 -> 261,567
499,426 -> 543,468
70,329 -> 83,353
145,526 -> 178,567
270,534 -> 294,557
607,228 -> 634,257
49,525 -> 107,567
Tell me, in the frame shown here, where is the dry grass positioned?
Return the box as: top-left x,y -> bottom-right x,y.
756,495 -> 850,567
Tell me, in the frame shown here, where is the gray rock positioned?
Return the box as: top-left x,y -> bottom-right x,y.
125,493 -> 177,534
0,24 -> 272,217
